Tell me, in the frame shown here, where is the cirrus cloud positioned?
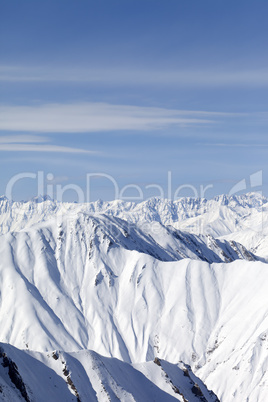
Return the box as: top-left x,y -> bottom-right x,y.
0,135 -> 96,154
0,102 -> 214,133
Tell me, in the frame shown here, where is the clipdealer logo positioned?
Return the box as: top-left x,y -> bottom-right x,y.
5,171 -> 214,203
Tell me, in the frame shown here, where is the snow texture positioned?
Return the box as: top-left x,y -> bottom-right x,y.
0,193 -> 268,401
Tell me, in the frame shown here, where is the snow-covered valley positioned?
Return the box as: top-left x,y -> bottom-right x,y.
1,193 -> 268,401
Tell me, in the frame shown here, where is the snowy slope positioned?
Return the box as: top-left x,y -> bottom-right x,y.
0,211 -> 267,400
1,194 -> 268,400
0,344 -> 219,402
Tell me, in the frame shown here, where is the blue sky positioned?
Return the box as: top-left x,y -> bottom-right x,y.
1,0 -> 268,201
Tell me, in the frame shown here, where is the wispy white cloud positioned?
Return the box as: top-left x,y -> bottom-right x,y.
0,135 -> 96,154
0,102 -> 215,133
0,143 -> 94,153
0,135 -> 48,143
1,65 -> 268,87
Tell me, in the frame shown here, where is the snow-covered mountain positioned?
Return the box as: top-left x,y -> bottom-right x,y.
0,192 -> 268,258
0,343 -> 219,402
1,193 -> 268,401
0,192 -> 262,233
